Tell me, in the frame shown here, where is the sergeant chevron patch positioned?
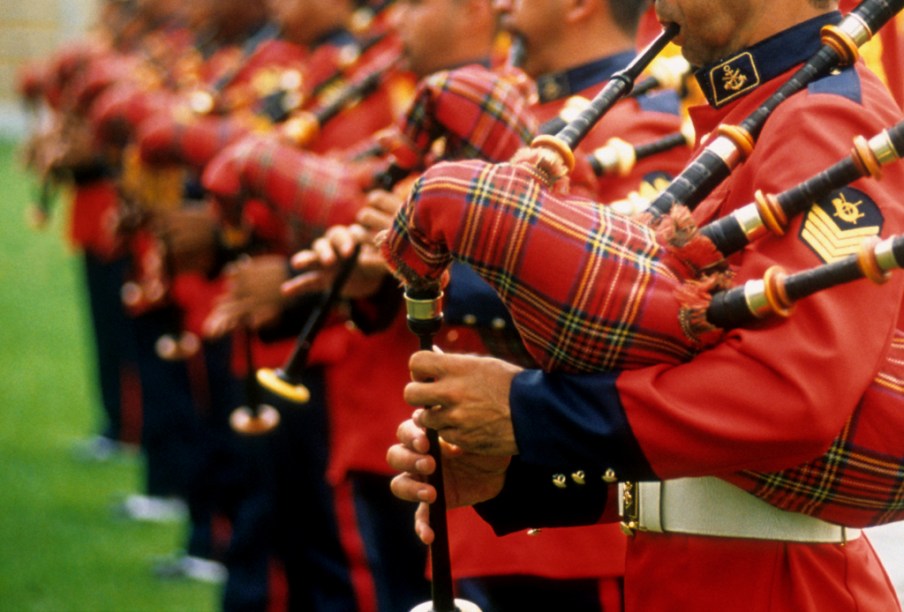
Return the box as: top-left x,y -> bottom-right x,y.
638,171 -> 674,200
799,187 -> 883,263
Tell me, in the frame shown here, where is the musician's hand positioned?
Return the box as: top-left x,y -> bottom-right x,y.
282,224 -> 389,299
355,189 -> 403,234
387,418 -> 510,544
25,118 -> 67,177
157,206 -> 218,273
204,254 -> 289,337
405,352 -> 522,456
51,114 -> 97,171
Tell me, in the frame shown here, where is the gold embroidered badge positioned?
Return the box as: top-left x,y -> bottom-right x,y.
636,172 -> 673,201
708,52 -> 760,107
538,76 -> 565,102
800,187 -> 883,263
722,65 -> 748,92
832,192 -> 865,225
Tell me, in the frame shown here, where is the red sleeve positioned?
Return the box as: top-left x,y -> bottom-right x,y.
617,80 -> 904,478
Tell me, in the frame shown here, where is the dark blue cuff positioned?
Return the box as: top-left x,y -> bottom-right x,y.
444,262 -> 537,367
474,457 -> 609,535
510,369 -> 657,481
348,274 -> 403,334
444,262 -> 514,328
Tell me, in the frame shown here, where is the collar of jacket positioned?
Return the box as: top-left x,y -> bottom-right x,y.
694,11 -> 841,109
535,51 -> 636,103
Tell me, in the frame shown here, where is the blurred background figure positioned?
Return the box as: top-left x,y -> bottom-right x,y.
3,0 -> 904,610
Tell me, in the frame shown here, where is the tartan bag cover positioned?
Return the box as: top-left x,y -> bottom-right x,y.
202,136 -> 372,247
90,84 -> 174,148
393,64 -> 537,169
383,157 -> 904,527
382,158 -> 718,373
203,64 -> 537,246
137,112 -> 252,170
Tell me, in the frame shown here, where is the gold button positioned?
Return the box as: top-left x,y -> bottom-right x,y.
279,69 -> 302,91
620,521 -> 638,537
541,79 -> 562,100
463,314 -> 477,325
602,468 -> 617,483
552,474 -> 567,489
571,471 -> 585,485
491,317 -> 506,330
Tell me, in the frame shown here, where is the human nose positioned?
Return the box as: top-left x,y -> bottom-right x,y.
491,0 -> 513,15
388,2 -> 407,30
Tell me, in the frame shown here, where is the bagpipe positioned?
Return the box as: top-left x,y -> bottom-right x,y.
641,0 -> 903,221
174,47 -> 533,438
201,60 -> 538,247
181,22 -> 283,116
138,29 -> 408,169
277,42 -> 404,147
224,58 -> 538,611
381,0 -> 904,528
17,58 -> 62,229
190,13 -> 409,434
384,0 -> 903,369
384,117 -> 904,369
586,119 -> 694,181
232,61 -> 538,407
18,41 -> 121,230
116,27 -> 403,364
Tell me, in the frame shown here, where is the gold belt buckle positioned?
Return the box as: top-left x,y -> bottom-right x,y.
620,481 -> 640,536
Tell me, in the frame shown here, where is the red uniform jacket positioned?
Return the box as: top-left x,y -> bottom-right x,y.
477,13 -> 904,610
445,52 -> 690,584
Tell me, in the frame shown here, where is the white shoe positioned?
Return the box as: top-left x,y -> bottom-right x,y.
153,554 -> 228,584
116,495 -> 188,523
72,435 -> 134,462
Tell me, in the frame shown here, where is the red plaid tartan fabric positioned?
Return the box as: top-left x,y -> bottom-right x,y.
137,112 -> 253,170
728,326 -> 904,527
204,64 -> 537,243
202,136 -> 374,246
42,41 -> 100,110
383,157 -> 904,527
394,64 -> 537,170
16,60 -> 46,104
383,158 -> 714,372
90,85 -> 175,148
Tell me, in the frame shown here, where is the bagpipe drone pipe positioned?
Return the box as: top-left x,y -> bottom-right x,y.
211,56 -> 538,612
203,60 -> 540,405
524,0 -> 904,224
201,59 -> 537,242
641,0 -> 904,221
383,119 -> 904,369
136,30 -> 408,170
115,29 -> 409,362
380,0 -> 904,529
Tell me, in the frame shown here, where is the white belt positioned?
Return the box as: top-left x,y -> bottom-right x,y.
618,476 -> 861,543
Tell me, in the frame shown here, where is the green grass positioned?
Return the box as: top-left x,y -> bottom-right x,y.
0,140 -> 219,611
